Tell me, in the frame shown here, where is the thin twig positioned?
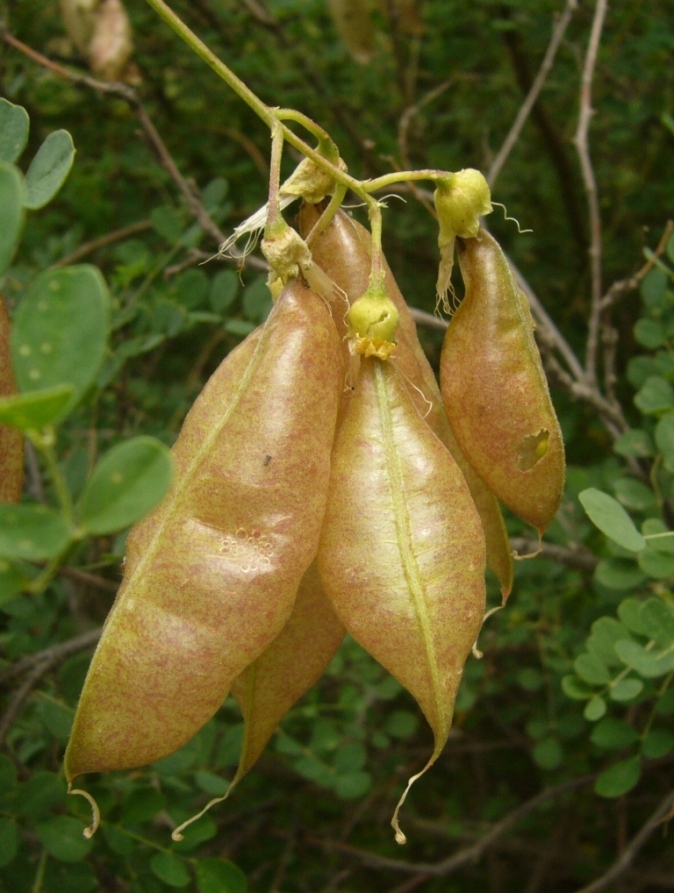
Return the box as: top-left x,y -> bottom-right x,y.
574,0 -> 609,384
488,0 -> 578,188
510,538 -> 598,572
571,789 -> 674,893
53,220 -> 153,268
0,627 -> 102,687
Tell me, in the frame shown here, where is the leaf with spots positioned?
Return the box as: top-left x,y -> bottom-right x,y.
0,503 -> 72,560
23,129 -> 75,210
11,265 -> 110,423
78,436 -> 174,535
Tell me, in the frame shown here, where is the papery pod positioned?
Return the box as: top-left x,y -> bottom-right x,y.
230,562 -> 345,783
440,228 -> 565,536
328,0 -> 375,65
317,356 -> 486,841
88,0 -> 134,82
0,295 -> 23,503
300,205 -> 513,597
65,280 -> 343,786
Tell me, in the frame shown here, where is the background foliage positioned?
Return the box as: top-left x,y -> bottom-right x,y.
2,1 -> 674,890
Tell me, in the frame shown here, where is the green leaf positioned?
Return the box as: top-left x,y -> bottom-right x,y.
334,742 -> 367,773
617,639 -> 674,677
634,376 -> 674,415
0,817 -> 19,868
561,675 -> 594,700
641,729 -> 674,759
618,598 -> 647,635
595,757 -> 641,798
612,477 -> 656,512
637,546 -> 674,580
532,738 -> 563,770
0,161 -> 25,277
195,857 -> 247,893
0,754 -> 18,794
0,384 -> 74,430
594,559 -> 645,591
12,265 -> 110,421
0,503 -> 72,560
655,415 -> 674,472
195,771 -> 230,796
642,519 -> 674,553
151,206 -> 185,243
77,436 -> 173,535
586,616 -> 632,666
633,318 -> 665,349
613,429 -> 654,459
384,710 -> 419,739
37,694 -> 73,742
0,558 -> 26,604
640,267 -> 668,308
0,99 -> 29,163
590,717 -> 639,750
24,130 -> 75,209
574,653 -> 610,685
640,597 -> 674,644
333,770 -> 372,798
225,319 -> 255,338
210,270 -> 239,313
150,852 -> 191,888
583,697 -> 607,721
609,678 -> 643,702
579,488 -> 646,552
35,815 -> 94,862
242,277 -> 272,323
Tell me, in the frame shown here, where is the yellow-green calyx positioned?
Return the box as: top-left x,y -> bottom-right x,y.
262,222 -> 313,298
347,284 -> 399,359
434,169 -> 492,247
280,155 -> 348,205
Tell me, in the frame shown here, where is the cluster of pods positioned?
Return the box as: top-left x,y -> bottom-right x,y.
65,199 -> 565,843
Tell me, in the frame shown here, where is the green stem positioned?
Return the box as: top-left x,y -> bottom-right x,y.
144,0 -> 363,200
363,169 -> 447,195
644,530 -> 674,541
265,124 -> 285,235
27,428 -> 73,524
368,203 -> 385,290
304,183 -> 348,246
276,109 -> 339,161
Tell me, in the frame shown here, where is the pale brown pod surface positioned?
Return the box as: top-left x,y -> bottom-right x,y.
301,205 -> 512,597
0,295 -> 23,503
440,229 -> 565,535
65,281 -> 343,779
230,561 -> 345,784
318,357 -> 486,754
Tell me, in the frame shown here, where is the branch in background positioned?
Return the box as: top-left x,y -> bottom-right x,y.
571,788 -> 674,893
488,0 -> 578,189
510,538 -> 598,573
53,219 -> 152,267
307,774 -> 595,876
574,0 -> 608,385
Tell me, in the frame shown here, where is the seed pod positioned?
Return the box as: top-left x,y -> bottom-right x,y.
0,295 -> 23,503
65,280 -> 344,790
300,205 -> 512,597
328,0 -> 375,65
440,228 -> 565,535
318,356 -> 486,842
231,561 -> 344,783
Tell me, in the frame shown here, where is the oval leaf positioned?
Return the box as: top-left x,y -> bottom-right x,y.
77,436 -> 173,535
24,130 -> 75,210
640,597 -> 674,644
149,852 -> 191,888
0,384 -> 74,430
0,99 -> 29,164
0,503 -> 72,560
595,757 -> 641,798
195,857 -> 247,893
12,265 -> 110,421
0,161 -> 25,277
579,488 -> 646,552
35,815 -> 93,862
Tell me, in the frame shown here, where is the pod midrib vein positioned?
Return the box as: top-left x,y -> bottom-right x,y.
373,360 -> 446,753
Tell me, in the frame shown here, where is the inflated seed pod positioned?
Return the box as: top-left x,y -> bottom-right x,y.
317,354 -> 486,842
440,228 -> 565,536
230,561 -> 344,783
0,295 -> 23,503
300,204 -> 512,598
65,280 -> 344,790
